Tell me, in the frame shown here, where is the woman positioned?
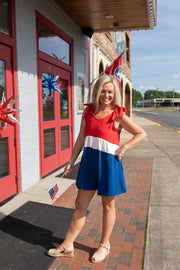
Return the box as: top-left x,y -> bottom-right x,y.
47,74 -> 146,262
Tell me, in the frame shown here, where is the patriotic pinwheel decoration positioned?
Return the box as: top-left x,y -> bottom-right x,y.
42,72 -> 62,96
0,92 -> 20,129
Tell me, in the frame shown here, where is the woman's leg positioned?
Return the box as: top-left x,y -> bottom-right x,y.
92,196 -> 115,257
101,196 -> 116,244
56,189 -> 96,251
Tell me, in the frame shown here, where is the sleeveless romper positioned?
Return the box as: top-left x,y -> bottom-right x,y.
76,104 -> 127,197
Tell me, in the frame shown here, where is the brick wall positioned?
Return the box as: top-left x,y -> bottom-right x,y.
93,32 -> 117,60
93,31 -> 131,78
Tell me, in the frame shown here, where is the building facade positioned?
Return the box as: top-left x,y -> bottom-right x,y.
92,31 -> 132,117
0,0 -> 90,202
0,0 -> 157,203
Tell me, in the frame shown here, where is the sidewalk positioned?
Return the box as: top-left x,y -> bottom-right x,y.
50,156 -> 153,270
1,115 -> 180,270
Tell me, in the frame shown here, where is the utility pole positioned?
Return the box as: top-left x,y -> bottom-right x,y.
172,88 -> 175,108
156,87 -> 159,97
156,88 -> 158,108
143,89 -> 145,108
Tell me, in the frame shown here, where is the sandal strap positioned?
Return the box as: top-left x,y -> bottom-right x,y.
100,243 -> 110,250
61,243 -> 74,252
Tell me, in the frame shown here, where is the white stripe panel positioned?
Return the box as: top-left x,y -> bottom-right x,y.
84,136 -> 119,155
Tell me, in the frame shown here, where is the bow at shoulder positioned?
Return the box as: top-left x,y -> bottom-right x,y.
112,104 -> 127,121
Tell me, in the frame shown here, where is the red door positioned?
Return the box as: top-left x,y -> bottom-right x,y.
39,60 -> 73,176
0,44 -> 17,202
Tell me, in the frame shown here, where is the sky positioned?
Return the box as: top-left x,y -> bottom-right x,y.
131,0 -> 180,95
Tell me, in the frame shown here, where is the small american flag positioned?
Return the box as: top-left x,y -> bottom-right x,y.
48,184 -> 59,200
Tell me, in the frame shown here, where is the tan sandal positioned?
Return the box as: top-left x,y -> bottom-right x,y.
91,243 -> 110,263
47,243 -> 74,258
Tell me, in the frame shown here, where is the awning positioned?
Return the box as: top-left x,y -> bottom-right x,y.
55,0 -> 157,37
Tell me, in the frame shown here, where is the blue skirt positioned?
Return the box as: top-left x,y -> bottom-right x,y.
76,147 -> 127,197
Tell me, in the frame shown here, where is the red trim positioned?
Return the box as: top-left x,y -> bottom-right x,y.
88,38 -> 91,103
11,0 -> 21,194
38,51 -> 72,72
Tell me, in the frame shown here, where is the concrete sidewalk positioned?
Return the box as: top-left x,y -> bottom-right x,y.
1,115 -> 180,270
124,116 -> 180,270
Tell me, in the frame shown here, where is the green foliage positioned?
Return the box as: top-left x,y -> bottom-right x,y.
144,90 -> 180,99
132,88 -> 143,106
132,88 -> 180,106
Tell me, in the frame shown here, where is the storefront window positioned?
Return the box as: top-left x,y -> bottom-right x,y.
38,23 -> 70,65
0,0 -> 10,35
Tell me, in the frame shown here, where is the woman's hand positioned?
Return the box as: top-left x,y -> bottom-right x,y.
64,162 -> 74,175
114,146 -> 126,161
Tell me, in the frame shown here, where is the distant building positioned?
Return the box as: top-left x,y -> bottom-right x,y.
137,98 -> 180,108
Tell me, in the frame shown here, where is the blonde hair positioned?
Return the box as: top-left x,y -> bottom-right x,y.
92,74 -> 121,112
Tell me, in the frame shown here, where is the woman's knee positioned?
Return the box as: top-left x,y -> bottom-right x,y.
75,190 -> 95,213
102,197 -> 115,212
75,198 -> 88,213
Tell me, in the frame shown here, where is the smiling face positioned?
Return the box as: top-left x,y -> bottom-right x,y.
99,82 -> 115,107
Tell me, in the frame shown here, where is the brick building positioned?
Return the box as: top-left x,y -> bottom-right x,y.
0,0 -> 156,203
92,31 -> 132,116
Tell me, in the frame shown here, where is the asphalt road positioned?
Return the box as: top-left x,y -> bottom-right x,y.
133,109 -> 180,131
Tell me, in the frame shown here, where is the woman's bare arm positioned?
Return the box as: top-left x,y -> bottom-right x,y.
114,114 -> 147,160
64,110 -> 86,174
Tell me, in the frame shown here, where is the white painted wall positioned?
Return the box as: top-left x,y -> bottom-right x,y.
15,0 -> 89,190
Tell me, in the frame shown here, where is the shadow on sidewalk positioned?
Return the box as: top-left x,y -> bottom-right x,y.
0,201 -> 76,270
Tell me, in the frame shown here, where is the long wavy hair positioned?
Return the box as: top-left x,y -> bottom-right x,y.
92,74 -> 121,112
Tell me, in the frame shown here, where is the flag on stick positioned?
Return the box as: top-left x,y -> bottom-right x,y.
105,51 -> 125,85
48,184 -> 59,200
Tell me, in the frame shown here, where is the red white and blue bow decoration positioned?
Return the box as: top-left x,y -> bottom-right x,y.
0,92 -> 20,129
42,72 -> 62,96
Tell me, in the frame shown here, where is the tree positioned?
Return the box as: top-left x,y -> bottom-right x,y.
144,89 -> 180,99
144,90 -> 159,99
132,88 -> 143,106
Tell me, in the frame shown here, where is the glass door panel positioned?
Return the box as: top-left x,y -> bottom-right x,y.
61,125 -> 69,151
43,128 -> 55,158
0,137 -> 9,178
60,79 -> 69,119
42,72 -> 55,121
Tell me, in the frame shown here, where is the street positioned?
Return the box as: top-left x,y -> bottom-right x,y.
133,109 -> 180,131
